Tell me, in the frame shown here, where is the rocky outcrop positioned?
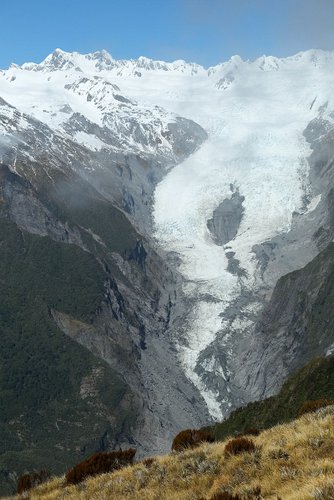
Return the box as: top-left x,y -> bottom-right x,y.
238,243 -> 334,400
0,164 -> 83,245
207,187 -> 245,246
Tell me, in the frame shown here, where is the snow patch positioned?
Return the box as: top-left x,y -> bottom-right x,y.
74,131 -> 106,151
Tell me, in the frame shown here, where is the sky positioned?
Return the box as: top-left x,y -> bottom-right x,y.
1,0 -> 334,68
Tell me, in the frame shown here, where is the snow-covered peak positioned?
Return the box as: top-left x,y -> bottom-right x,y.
3,48 -> 334,137
134,56 -> 203,74
11,48 -> 334,92
286,48 -> 333,63
87,49 -> 114,63
19,48 -> 112,73
0,48 -> 209,162
9,47 -> 334,79
16,48 -> 205,77
25,48 -> 80,72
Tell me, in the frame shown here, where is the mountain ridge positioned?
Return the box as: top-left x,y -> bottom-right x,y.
11,47 -> 334,74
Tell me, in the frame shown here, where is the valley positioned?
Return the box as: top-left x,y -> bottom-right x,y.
1,48 -> 334,494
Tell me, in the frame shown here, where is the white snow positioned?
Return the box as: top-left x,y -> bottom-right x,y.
0,61 -> 183,159
74,131 -> 106,151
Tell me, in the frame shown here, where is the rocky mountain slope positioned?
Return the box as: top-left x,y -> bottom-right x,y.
2,48 -> 334,493
212,354 -> 334,442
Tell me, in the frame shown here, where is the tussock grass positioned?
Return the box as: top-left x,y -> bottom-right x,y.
16,406 -> 334,499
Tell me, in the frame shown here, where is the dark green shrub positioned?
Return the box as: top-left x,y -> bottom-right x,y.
65,448 -> 136,485
17,469 -> 50,494
298,399 -> 334,416
224,437 -> 256,458
172,428 -> 214,452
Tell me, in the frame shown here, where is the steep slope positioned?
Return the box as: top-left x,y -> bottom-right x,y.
213,354 -> 334,441
236,242 -> 334,402
232,119 -> 334,403
21,406 -> 334,500
0,218 -> 138,496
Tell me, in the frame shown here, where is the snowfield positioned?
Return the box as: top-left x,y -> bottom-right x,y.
1,48 -> 334,418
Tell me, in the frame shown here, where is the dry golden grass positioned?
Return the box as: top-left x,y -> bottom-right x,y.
15,406 -> 334,500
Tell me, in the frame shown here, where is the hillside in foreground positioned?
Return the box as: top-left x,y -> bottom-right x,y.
15,405 -> 334,499
211,354 -> 334,442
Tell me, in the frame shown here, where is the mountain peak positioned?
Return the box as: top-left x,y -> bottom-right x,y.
26,48 -> 79,72
20,48 -> 115,72
86,49 -> 114,64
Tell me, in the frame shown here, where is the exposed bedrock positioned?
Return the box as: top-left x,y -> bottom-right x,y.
207,187 -> 245,246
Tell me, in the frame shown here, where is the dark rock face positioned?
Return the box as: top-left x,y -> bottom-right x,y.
243,243 -> 334,399
207,188 -> 245,246
0,164 -> 83,245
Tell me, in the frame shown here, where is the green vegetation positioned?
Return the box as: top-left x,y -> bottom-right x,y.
0,218 -> 105,322
37,170 -> 137,254
0,219 -> 137,495
212,354 -> 334,442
